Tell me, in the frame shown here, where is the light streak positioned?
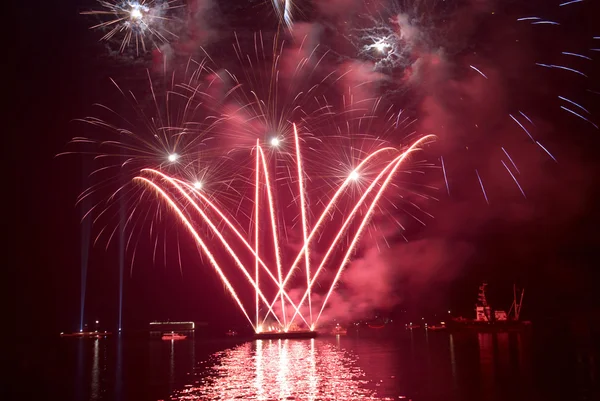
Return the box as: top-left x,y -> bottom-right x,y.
561,52 -> 592,61
560,106 -> 599,129
510,114 -> 534,141
294,124 -> 312,326
255,139 -> 260,330
257,145 -> 287,328
536,63 -> 588,78
501,147 -> 521,174
469,65 -> 488,79
559,0 -> 584,6
531,21 -> 560,26
140,170 -> 287,325
475,169 -> 489,205
501,160 -> 526,198
558,96 -> 591,114
313,136 -> 435,325
441,156 -> 450,196
134,176 -> 255,328
261,146 -> 397,327
137,130 -> 429,332
519,111 -> 534,126
536,141 -> 558,162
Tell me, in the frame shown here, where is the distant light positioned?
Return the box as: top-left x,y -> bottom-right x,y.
193,181 -> 203,190
270,137 -> 280,147
168,153 -> 179,162
349,170 -> 360,181
95,320 -> 99,324
448,310 -> 451,314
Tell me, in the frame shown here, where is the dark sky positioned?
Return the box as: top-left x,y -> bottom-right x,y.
13,0 -> 600,337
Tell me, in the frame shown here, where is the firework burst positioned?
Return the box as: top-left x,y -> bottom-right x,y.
345,0 -> 598,203
82,0 -> 184,55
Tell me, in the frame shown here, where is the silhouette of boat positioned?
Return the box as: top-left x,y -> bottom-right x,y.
447,283 -> 532,332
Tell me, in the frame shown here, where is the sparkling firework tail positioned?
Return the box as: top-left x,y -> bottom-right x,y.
313,135 -> 435,326
139,169 -> 287,325
134,176 -> 255,329
257,145 -> 287,328
261,146 -> 397,326
286,135 -> 435,328
293,124 -> 313,325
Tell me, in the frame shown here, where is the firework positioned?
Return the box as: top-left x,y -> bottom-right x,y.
59,62 -> 234,271
347,0 -> 597,203
134,125 -> 433,331
82,1 -> 184,55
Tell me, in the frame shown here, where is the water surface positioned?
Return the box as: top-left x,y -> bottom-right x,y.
20,328 -> 598,400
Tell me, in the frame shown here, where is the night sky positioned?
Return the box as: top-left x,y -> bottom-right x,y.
13,0 -> 600,339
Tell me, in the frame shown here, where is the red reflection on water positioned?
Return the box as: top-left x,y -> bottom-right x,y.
173,339 -> 381,400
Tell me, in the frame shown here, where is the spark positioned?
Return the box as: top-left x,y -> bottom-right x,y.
168,153 -> 179,162
440,156 -> 450,196
270,137 -> 281,147
501,160 -> 526,199
193,181 -> 203,189
501,147 -> 521,174
349,170 -> 360,181
560,106 -> 599,129
559,0 -> 584,6
519,111 -> 534,126
509,114 -> 535,141
517,17 -> 541,21
469,65 -> 488,79
536,63 -> 588,78
558,96 -> 591,114
536,141 -> 558,163
531,21 -> 560,26
475,169 -> 489,205
562,52 -> 592,61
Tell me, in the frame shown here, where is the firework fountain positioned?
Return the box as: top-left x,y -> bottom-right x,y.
134,124 -> 433,333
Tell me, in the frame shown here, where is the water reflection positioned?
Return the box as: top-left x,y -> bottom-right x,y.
174,339 -> 378,400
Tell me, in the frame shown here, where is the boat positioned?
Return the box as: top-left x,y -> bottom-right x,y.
447,283 -> 532,332
331,324 -> 347,335
161,331 -> 187,340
